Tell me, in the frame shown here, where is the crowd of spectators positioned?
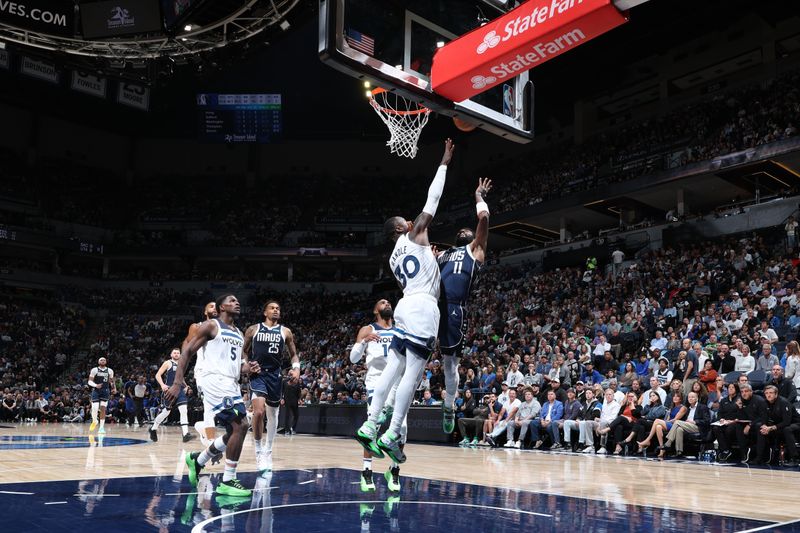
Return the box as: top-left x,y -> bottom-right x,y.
0,70 -> 795,259
486,69 -> 800,213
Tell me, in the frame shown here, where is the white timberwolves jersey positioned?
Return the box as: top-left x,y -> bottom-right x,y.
203,319 -> 244,380
389,233 -> 441,299
365,324 -> 395,371
193,321 -> 208,379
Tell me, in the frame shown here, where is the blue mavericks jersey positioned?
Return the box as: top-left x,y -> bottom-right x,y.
438,245 -> 481,305
252,323 -> 285,372
165,360 -> 178,386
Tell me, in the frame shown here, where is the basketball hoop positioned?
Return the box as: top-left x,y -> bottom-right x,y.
368,88 -> 431,159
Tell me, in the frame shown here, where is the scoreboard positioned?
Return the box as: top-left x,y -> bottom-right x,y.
197,93 -> 282,143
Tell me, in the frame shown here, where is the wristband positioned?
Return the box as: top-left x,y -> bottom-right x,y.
476,201 -> 489,215
292,362 -> 301,370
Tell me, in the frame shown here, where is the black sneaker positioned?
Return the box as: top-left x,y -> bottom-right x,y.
182,433 -> 195,443
741,448 -> 752,465
485,435 -> 496,448
717,450 -> 732,463
149,429 -> 158,442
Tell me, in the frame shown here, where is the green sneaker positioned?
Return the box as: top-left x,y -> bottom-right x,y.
470,437 -> 478,447
377,431 -> 406,464
442,405 -> 455,434
185,452 -> 203,487
384,466 -> 400,492
383,495 -> 400,517
359,503 -> 375,521
216,478 -> 252,497
355,421 -> 385,458
215,494 -> 251,509
377,405 -> 394,426
458,437 -> 470,447
360,468 -> 376,492
180,493 -> 196,525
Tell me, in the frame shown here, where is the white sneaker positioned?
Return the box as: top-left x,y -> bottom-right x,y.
581,445 -> 594,453
597,447 -> 607,455
195,421 -> 210,445
513,441 -> 521,449
504,440 -> 514,448
257,451 -> 272,472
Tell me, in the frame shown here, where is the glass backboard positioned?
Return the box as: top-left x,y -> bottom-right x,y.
319,0 -> 534,143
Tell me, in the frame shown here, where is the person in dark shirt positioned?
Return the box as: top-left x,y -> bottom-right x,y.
282,376 -> 301,435
714,383 -> 745,463
767,365 -> 797,403
740,383 -> 768,464
761,385 -> 797,465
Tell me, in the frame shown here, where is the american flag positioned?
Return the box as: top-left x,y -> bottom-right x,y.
345,29 -> 375,56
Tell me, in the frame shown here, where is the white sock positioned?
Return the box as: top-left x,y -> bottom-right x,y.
363,458 -> 372,471
178,404 -> 189,435
91,403 -> 99,423
265,406 -> 279,453
99,418 -> 105,429
198,436 -> 226,466
443,355 -> 460,409
255,438 -> 263,456
389,348 -> 427,435
223,459 -> 237,482
151,408 -> 170,431
367,350 -> 405,425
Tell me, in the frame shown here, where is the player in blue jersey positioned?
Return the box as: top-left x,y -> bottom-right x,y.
165,294 -> 259,498
438,178 -> 492,434
88,357 -> 116,433
149,348 -> 195,442
243,300 -> 300,473
356,138 -> 455,464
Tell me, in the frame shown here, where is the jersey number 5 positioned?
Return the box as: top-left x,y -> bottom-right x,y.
230,347 -> 237,361
394,256 -> 420,289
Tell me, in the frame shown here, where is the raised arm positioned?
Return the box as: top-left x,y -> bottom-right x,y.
409,138 -> 455,244
285,327 -> 300,379
470,177 -> 492,263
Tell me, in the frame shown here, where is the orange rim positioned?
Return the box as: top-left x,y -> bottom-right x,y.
369,87 -> 430,116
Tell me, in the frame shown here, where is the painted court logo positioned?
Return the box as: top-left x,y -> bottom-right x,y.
476,31 -> 501,54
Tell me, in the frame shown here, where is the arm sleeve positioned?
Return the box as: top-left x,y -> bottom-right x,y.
422,165 -> 448,217
88,368 -> 97,387
88,380 -> 97,388
350,341 -> 367,364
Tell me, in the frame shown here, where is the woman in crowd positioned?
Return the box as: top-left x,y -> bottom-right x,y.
631,391 -> 666,450
619,362 -> 638,392
636,391 -> 686,452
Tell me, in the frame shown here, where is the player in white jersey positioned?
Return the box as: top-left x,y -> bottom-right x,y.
185,301 -> 218,445
165,294 -> 259,498
349,299 -> 406,492
356,138 -> 455,464
88,357 -> 116,434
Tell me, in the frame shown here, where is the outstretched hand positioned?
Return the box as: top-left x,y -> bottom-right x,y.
440,138 -> 455,166
475,177 -> 492,201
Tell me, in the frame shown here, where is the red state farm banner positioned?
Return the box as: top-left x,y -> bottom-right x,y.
431,0 -> 628,103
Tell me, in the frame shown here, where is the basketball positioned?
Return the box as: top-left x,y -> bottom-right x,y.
453,117 -> 477,132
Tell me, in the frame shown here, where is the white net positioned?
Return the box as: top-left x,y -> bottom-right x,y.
369,89 -> 431,159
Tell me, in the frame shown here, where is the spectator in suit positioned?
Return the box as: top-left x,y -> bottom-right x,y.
529,390 -> 564,450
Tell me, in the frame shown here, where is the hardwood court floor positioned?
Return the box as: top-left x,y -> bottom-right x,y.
1,422 -> 799,531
